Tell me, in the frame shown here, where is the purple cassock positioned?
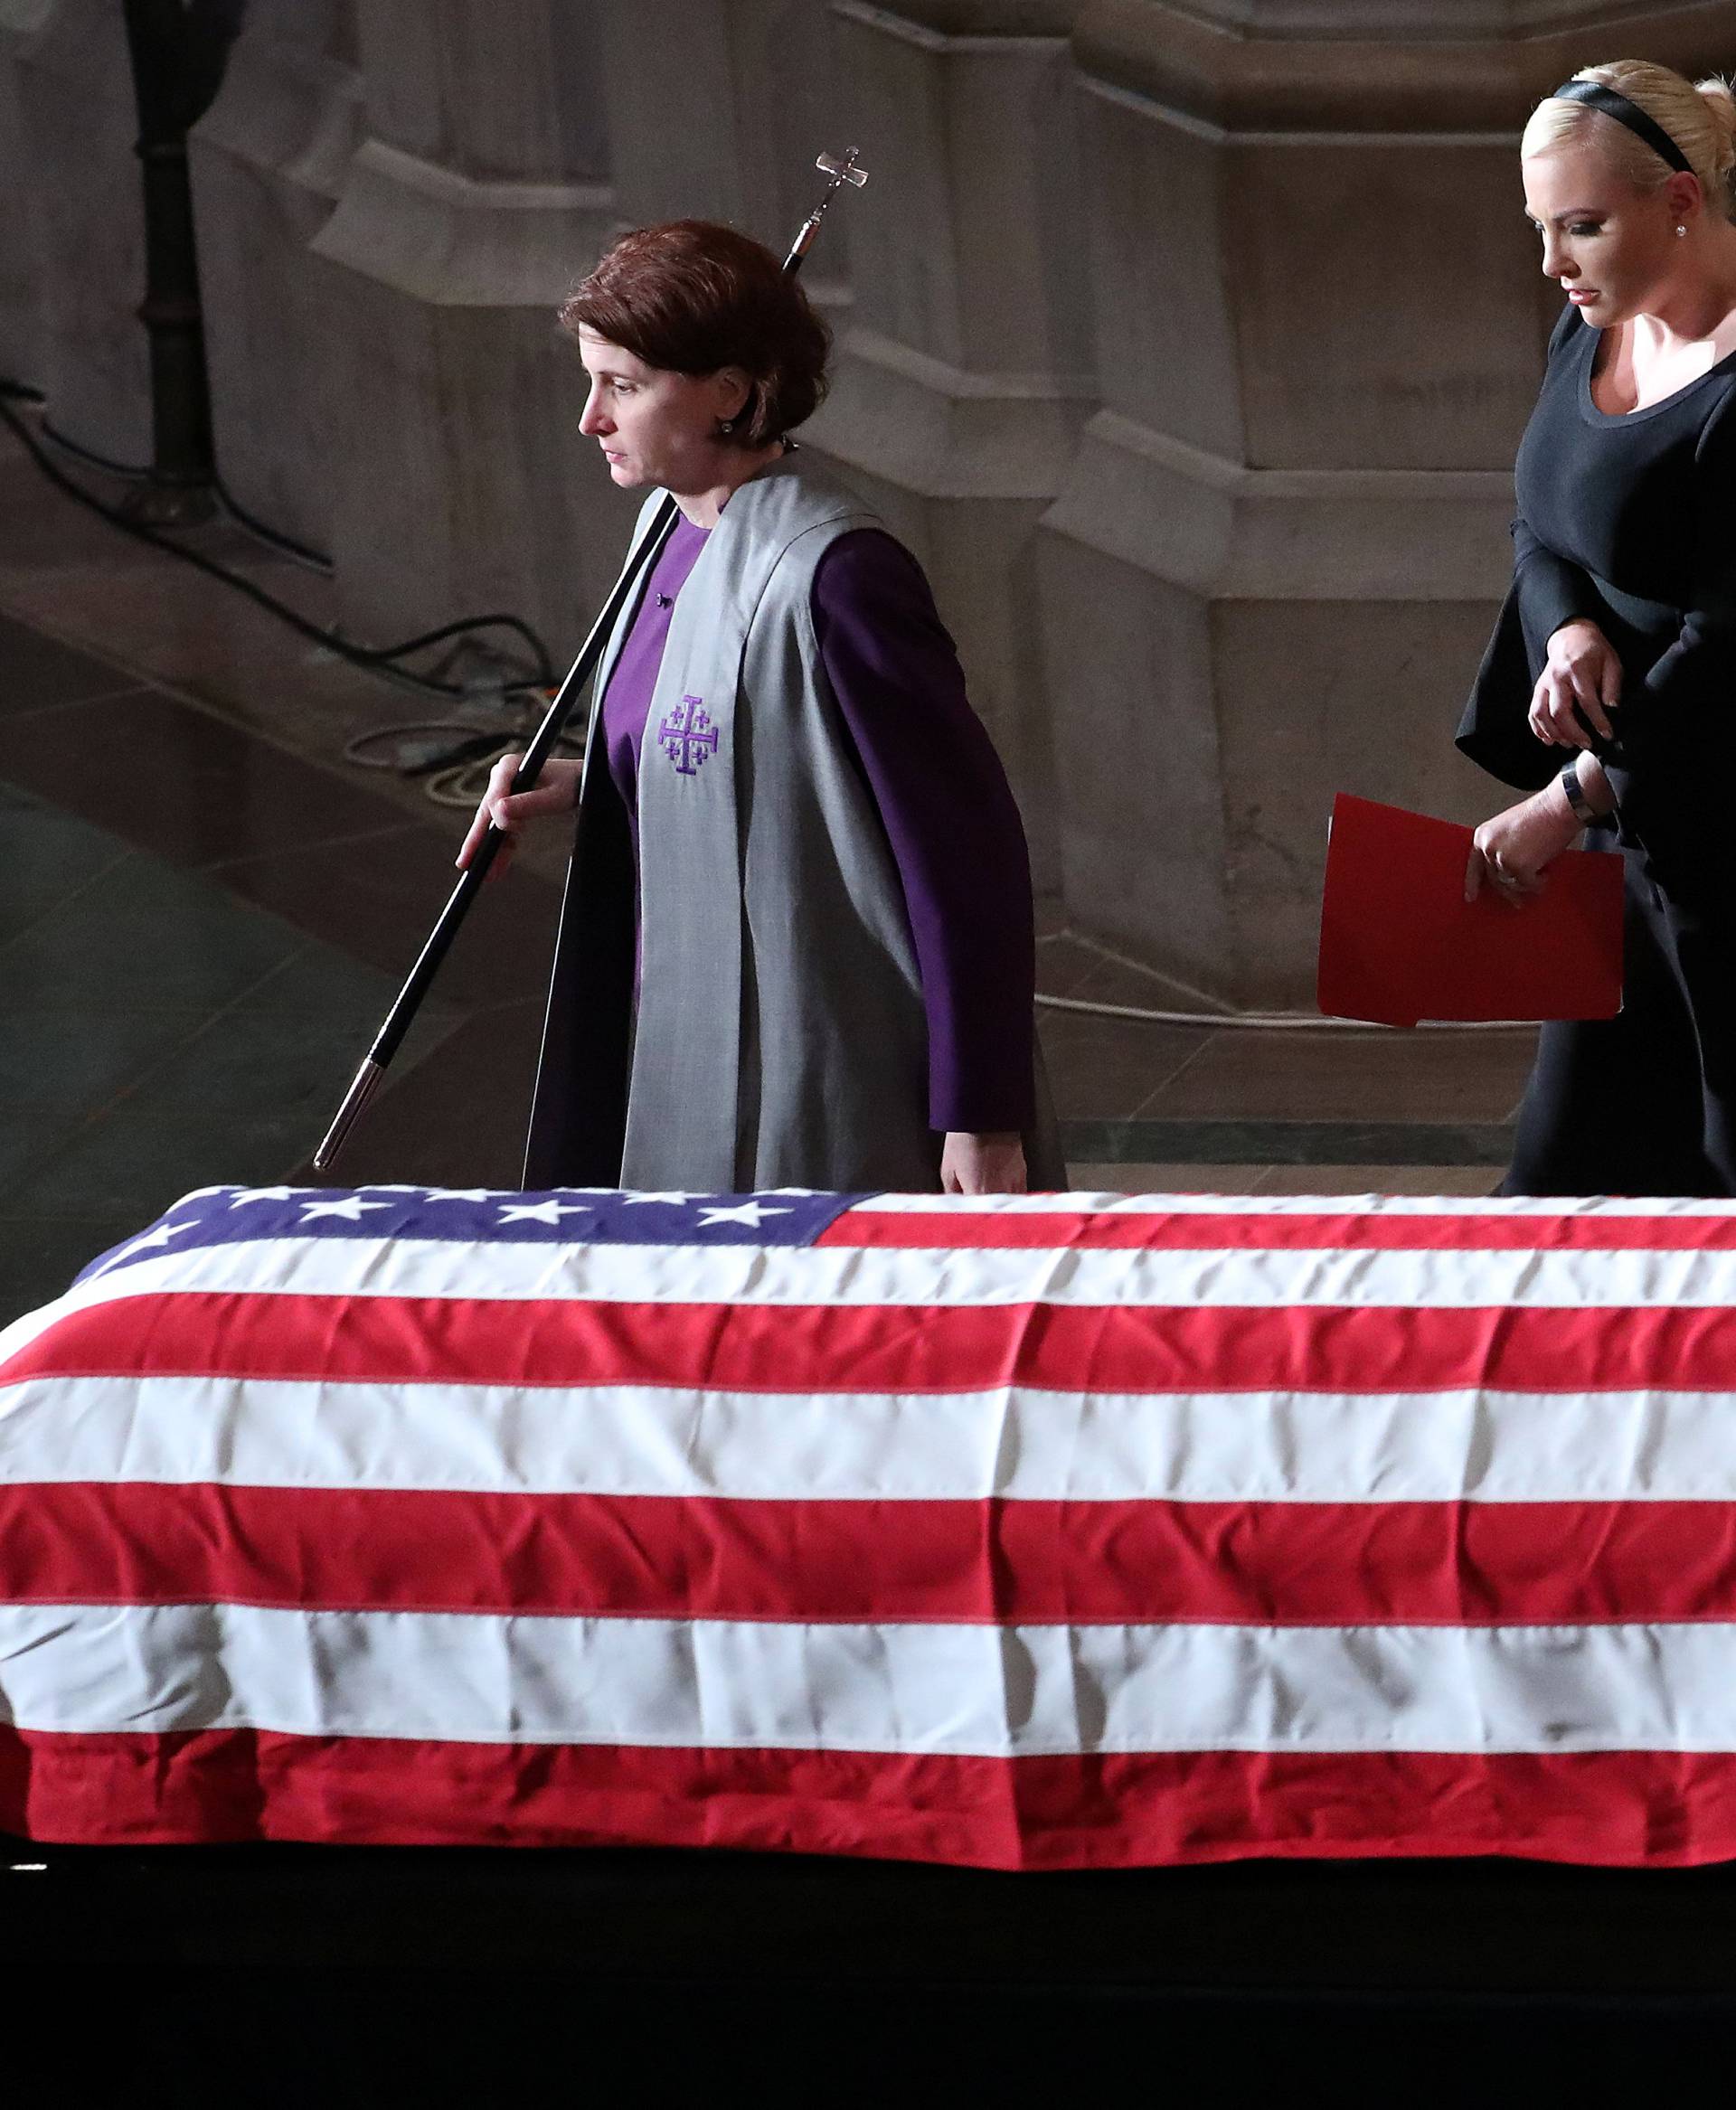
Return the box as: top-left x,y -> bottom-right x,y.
599,513 -> 1037,1135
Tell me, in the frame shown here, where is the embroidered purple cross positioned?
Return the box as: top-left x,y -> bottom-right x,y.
657,694 -> 722,777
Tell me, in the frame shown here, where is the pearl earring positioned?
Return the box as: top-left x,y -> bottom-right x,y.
1676,222 -> 1687,237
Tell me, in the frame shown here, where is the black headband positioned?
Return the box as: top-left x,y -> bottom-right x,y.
1550,79 -> 1694,175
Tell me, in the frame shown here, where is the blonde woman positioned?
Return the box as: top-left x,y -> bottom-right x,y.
1458,61 -> 1736,1193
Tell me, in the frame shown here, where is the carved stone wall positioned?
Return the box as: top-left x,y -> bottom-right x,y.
12,1 -> 1736,998
598,0 -> 848,245
1042,0 -> 1736,1003
805,1 -> 1095,890
302,0 -> 637,657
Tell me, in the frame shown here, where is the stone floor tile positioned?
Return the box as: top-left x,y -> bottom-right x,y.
0,782 -> 136,944
0,1119 -> 52,1187
0,852 -> 305,1013
0,611 -> 145,716
287,999 -> 551,1192
117,1004 -> 450,1126
1140,1026 -> 1539,1124
1036,1009 -> 1204,1122
224,943 -> 411,1019
1065,954 -> 1232,1016
0,1213 -> 145,1327
1060,1116 -> 1510,1168
0,1003 -> 215,1111
0,768 -> 467,1230
1036,933 -> 1233,1020
1,685 -> 426,871
8,1108 -> 317,1220
1034,933 -> 1108,1000
1253,1164 -> 1505,1197
1061,1163 -> 1270,1194
213,831 -> 564,1012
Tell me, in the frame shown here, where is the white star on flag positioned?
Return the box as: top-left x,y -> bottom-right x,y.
298,1197 -> 394,1222
696,1201 -> 792,1229
89,1221 -> 195,1276
421,1190 -> 497,1203
496,1201 -> 596,1226
622,1193 -> 693,1205
227,1187 -> 299,1206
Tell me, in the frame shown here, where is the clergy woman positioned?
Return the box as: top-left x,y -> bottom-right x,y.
459,219 -> 1062,1196
1458,61 -> 1736,1195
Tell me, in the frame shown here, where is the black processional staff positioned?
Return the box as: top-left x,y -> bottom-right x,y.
313,148 -> 869,1172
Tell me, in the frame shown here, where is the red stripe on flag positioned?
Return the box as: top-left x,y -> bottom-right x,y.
10,1292 -> 1736,1394
5,1728 -> 1734,1867
6,1484 -> 1736,1626
823,1210 -> 1736,1252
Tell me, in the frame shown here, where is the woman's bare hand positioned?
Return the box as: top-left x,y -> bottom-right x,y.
940,1131 -> 1028,1196
1528,619 -> 1622,749
1465,781 -> 1585,904
456,752 -> 583,877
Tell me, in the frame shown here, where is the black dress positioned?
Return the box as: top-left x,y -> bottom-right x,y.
1458,302 -> 1736,1195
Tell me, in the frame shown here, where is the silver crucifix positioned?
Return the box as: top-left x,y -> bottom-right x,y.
785,148 -> 869,269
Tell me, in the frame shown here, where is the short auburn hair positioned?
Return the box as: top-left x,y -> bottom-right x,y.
559,220 -> 831,447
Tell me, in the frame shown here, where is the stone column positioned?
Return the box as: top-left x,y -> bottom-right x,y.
0,2 -> 54,391
307,0 -> 633,660
1039,1 -> 1736,1006
8,0 -> 151,461
798,1 -> 1099,891
596,0 -> 848,259
185,0 -> 360,555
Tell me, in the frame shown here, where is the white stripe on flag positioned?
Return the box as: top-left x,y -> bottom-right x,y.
5,1374 -> 1736,1503
5,1604 -> 1736,1755
24,1235 -> 1736,1318
849,1193 -> 1736,1219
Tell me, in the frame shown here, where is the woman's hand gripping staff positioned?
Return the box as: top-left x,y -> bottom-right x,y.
457,751 -> 582,880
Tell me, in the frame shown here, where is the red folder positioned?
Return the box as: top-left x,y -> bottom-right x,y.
1316,794 -> 1625,1028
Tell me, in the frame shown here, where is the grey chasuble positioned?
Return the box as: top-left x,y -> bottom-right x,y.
524,457 -> 944,1194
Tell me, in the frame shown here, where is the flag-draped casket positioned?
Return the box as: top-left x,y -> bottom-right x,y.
5,1182 -> 1736,1868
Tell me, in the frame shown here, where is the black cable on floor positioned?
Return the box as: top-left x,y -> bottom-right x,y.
0,378 -> 558,701
212,476 -> 333,576
28,400 -> 335,576
37,415 -> 153,481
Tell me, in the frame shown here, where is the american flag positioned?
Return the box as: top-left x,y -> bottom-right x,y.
5,1182 -> 1736,1868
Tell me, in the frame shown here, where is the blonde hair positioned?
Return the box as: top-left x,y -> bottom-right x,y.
1522,61 -> 1736,220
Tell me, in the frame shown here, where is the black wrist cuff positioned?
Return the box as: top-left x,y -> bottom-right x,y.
1560,764 -> 1599,827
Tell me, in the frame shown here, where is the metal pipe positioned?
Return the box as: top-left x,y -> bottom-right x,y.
118,0 -> 241,523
